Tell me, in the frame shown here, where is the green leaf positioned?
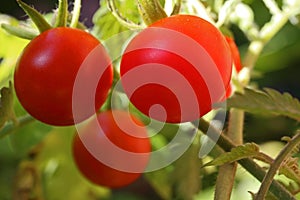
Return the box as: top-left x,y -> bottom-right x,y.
8,120 -> 52,156
54,0 -> 68,27
226,87 -> 300,122
17,0 -> 52,33
35,127 -> 109,199
279,157 -> 300,185
203,143 -> 260,167
1,23 -> 38,40
0,15 -> 29,87
171,143 -> 201,200
145,167 -> 173,200
0,82 -> 16,129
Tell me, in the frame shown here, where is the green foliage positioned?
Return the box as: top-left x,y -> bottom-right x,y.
92,0 -> 141,40
16,0 -> 52,33
279,157 -> 300,185
145,167 -> 173,200
171,142 -> 201,200
203,143 -> 260,167
0,17 -> 29,87
35,127 -> 109,200
0,82 -> 15,129
227,88 -> 300,121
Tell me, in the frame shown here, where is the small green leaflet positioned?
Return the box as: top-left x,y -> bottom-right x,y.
0,82 -> 15,130
203,143 -> 260,167
226,87 -> 300,122
279,157 -> 300,185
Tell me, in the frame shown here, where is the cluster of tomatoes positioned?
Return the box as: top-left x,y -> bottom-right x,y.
14,14 -> 241,188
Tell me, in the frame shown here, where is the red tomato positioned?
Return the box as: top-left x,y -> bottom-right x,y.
225,36 -> 242,73
120,15 -> 232,123
72,110 -> 151,188
14,27 -> 113,126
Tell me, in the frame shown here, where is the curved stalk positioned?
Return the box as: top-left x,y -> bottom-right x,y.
197,118 -> 296,200
255,132 -> 300,200
0,115 -> 35,139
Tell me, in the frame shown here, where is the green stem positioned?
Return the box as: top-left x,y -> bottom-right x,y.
214,109 -> 244,200
170,0 -> 182,16
70,0 -> 81,28
197,118 -> 296,200
0,115 -> 35,139
136,0 -> 167,25
16,0 -> 52,33
106,0 -> 144,29
216,6 -> 292,200
255,132 -> 300,200
54,0 -> 68,27
240,12 -> 289,84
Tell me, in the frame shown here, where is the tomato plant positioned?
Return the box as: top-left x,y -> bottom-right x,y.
72,110 -> 151,188
1,0 -> 300,199
14,27 -> 113,126
120,14 -> 232,123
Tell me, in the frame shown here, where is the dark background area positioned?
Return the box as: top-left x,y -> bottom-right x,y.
0,0 -> 99,27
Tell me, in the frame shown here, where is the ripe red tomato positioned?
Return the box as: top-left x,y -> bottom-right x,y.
72,110 -> 151,188
120,15 -> 232,123
225,36 -> 242,73
14,27 -> 113,126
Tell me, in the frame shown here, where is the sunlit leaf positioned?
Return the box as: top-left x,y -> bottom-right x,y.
226,88 -> 300,121
203,143 -> 260,167
0,15 -> 29,87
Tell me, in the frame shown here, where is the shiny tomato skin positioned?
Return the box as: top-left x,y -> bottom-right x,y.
120,15 -> 232,123
225,36 -> 242,73
72,110 -> 151,188
14,27 -> 113,126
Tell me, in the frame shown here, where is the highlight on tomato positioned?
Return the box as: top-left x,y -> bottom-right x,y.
72,110 -> 151,188
120,14 -> 232,123
14,27 -> 113,126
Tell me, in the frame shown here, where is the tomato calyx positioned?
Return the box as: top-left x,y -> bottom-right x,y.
1,0 -> 84,40
107,0 -> 182,29
136,0 -> 167,25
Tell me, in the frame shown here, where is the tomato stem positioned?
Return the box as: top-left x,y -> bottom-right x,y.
70,0 -> 81,28
170,0 -> 182,16
214,109 -> 244,200
0,115 -> 35,139
255,132 -> 300,200
16,0 -> 52,33
196,118 -> 296,200
106,0 -> 144,29
223,4 -> 295,199
136,0 -> 167,25
55,0 -> 68,27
